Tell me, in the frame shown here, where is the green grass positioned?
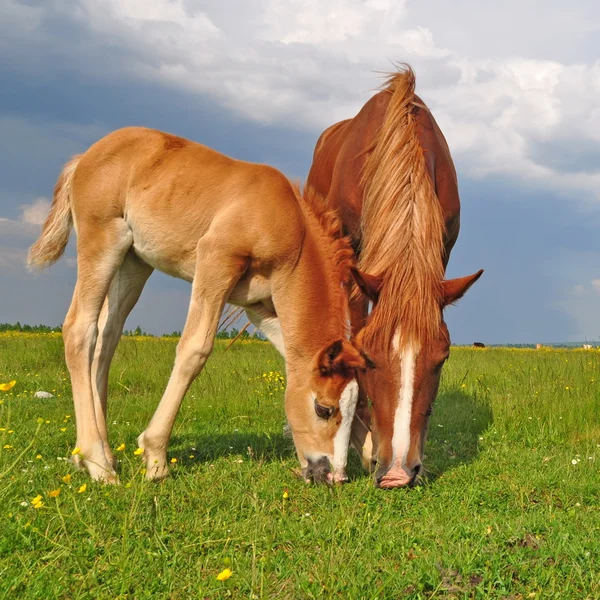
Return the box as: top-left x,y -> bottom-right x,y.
0,333 -> 599,599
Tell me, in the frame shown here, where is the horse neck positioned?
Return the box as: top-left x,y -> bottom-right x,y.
273,227 -> 348,369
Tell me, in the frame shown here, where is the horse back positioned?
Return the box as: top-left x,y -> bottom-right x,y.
308,91 -> 461,257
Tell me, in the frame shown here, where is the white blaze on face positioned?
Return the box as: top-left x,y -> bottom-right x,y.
331,380 -> 359,472
391,330 -> 418,468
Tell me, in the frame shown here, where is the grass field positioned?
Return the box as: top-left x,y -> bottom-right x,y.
0,332 -> 599,599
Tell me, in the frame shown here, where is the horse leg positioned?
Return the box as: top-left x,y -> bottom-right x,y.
348,294 -> 374,470
63,219 -> 133,482
91,252 -> 153,469
245,304 -> 285,357
137,238 -> 247,480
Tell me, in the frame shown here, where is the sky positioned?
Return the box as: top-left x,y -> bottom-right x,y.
1,0 -> 599,344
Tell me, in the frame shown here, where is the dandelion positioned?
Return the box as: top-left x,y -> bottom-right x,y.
189,455 -> 195,459
170,457 -> 177,464
3,444 -> 13,449
31,495 -> 42,505
33,500 -> 44,509
35,454 -> 42,460
133,447 -> 144,456
116,443 -> 126,452
216,568 -> 233,581
62,474 -> 72,484
283,490 -> 289,499
78,484 -> 87,493
60,428 -> 66,432
48,489 -> 61,498
0,380 -> 16,391
71,447 -> 81,456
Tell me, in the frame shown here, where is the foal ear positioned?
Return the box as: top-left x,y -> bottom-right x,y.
442,269 -> 483,307
350,267 -> 383,303
317,339 -> 368,376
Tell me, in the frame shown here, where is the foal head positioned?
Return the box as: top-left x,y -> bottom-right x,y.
354,269 -> 483,488
286,338 -> 371,484
283,185 -> 374,484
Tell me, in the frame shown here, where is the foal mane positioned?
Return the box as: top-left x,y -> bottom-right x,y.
293,183 -> 356,331
359,65 -> 446,350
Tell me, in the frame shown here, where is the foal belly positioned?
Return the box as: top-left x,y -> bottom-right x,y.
130,230 -> 197,282
228,273 -> 272,307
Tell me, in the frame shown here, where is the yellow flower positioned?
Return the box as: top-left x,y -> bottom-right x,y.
33,500 -> 44,509
71,447 -> 81,456
133,447 -> 144,456
216,568 -> 233,581
283,490 -> 289,499
62,474 -> 72,484
189,454 -> 195,459
31,495 -> 42,505
3,444 -> 13,449
35,454 -> 42,460
0,380 -> 16,391
116,443 -> 126,452
78,484 -> 87,494
170,457 -> 177,464
48,489 -> 61,498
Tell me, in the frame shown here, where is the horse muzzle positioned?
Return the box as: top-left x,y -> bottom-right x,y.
375,459 -> 420,489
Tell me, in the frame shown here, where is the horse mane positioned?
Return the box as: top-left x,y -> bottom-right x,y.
293,182 -> 356,332
358,65 -> 446,350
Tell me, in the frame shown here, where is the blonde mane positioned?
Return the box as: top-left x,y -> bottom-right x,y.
358,66 -> 446,349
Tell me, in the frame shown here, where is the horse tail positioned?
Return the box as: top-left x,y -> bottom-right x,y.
27,154 -> 81,270
359,65 -> 445,348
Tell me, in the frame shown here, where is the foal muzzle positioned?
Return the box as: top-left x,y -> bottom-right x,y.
302,456 -> 348,485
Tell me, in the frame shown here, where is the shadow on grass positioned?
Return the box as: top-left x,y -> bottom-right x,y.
165,388 -> 492,485
422,388 -> 493,484
169,430 -> 295,464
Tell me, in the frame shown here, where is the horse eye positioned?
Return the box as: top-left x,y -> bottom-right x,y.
314,399 -> 334,420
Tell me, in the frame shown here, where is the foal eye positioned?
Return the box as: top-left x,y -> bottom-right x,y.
314,399 -> 334,420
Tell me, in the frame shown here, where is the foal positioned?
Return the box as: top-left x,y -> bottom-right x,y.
29,127 -> 370,484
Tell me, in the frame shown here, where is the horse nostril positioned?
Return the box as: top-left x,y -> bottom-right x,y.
413,464 -> 421,477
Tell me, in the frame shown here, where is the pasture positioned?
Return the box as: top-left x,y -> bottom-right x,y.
0,332 -> 598,599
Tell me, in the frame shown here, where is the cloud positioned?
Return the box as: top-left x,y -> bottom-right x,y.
1,0 -> 597,207
592,279 -> 600,294
20,197 -> 50,226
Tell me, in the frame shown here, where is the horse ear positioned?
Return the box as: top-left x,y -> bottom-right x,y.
316,339 -> 368,376
350,267 -> 383,303
442,269 -> 483,307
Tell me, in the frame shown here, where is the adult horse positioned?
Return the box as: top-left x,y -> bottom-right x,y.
307,66 -> 483,488
28,127 -> 372,485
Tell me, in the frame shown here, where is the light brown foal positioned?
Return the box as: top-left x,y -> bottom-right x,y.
29,127 -> 371,484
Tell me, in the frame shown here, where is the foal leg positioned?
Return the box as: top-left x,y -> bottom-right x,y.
138,240 -> 247,480
63,219 -> 133,482
91,252 -> 153,468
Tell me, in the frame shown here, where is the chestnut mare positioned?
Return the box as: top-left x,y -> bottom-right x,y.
308,67 -> 483,488
29,127 -> 372,485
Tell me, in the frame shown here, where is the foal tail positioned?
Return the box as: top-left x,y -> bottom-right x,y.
27,155 -> 81,270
